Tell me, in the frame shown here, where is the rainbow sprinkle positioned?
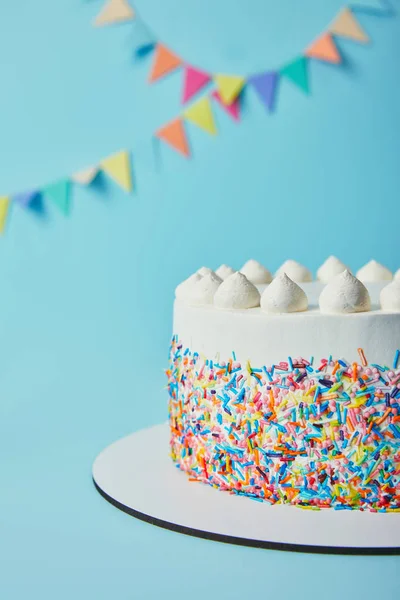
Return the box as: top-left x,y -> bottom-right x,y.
167,336 -> 400,511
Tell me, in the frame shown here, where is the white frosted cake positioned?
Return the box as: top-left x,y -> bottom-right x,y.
167,258 -> 400,511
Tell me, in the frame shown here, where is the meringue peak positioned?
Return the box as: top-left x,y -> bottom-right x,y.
261,273 -> 308,314
214,272 -> 260,310
240,259 -> 272,284
319,270 -> 371,314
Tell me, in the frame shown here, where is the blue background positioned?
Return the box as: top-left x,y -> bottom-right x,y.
0,1 -> 399,598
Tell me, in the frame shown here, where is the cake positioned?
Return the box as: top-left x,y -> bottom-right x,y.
167,257 -> 400,512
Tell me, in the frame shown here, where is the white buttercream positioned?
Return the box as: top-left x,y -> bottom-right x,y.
175,273 -> 202,301
215,264 -> 236,280
214,272 -> 260,309
261,273 -> 308,314
275,260 -> 312,283
240,259 -> 272,284
197,266 -> 214,277
317,256 -> 349,283
186,272 -> 222,305
394,268 -> 400,280
356,260 -> 393,283
380,280 -> 400,312
319,270 -> 371,314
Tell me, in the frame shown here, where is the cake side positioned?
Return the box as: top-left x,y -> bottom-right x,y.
168,337 -> 400,511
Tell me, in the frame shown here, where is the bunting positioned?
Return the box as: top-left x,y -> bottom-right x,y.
330,8 -> 369,42
280,57 -> 309,94
155,118 -> 190,157
211,91 -> 240,122
0,197 -> 10,234
306,33 -> 341,64
148,44 -> 182,83
100,151 -> 133,192
0,150 -> 133,235
182,66 -> 211,104
248,72 -> 278,112
184,97 -> 217,135
214,74 -> 245,105
93,0 -> 135,27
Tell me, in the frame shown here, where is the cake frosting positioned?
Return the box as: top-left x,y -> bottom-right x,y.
275,259 -> 312,283
356,260 -> 393,283
170,259 -> 400,512
197,266 -> 214,277
319,270 -> 371,314
214,272 -> 260,309
240,259 -> 272,284
261,273 -> 308,314
395,269 -> 400,281
175,272 -> 202,301
317,256 -> 349,283
215,264 -> 236,280
186,272 -> 222,305
381,280 -> 400,312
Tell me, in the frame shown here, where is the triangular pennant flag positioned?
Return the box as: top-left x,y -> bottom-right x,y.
248,72 -> 278,112
0,197 -> 10,233
182,66 -> 211,104
330,8 -> 369,43
183,97 -> 217,136
149,44 -> 182,83
132,21 -> 156,57
155,118 -> 190,157
280,57 -> 309,94
100,151 -> 132,192
43,180 -> 71,215
211,91 -> 240,122
306,33 -> 341,64
13,191 -> 39,207
94,0 -> 135,27
214,74 -> 245,105
72,166 -> 99,185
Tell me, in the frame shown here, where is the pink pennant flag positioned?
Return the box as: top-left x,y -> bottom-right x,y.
182,66 -> 211,104
211,90 -> 240,122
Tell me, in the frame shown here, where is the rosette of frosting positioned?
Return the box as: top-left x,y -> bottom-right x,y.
356,260 -> 392,283
261,273 -> 308,314
395,268 -> 400,281
175,273 -> 202,300
380,280 -> 400,312
214,272 -> 260,309
215,264 -> 236,280
275,259 -> 312,283
317,256 -> 349,283
240,259 -> 272,284
187,272 -> 222,305
319,270 -> 371,314
197,266 -> 214,277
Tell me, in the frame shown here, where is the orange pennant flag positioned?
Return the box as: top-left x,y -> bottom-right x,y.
156,118 -> 190,157
305,33 -> 341,64
149,44 -> 182,83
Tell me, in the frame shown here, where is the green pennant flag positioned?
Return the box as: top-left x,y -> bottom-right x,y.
43,179 -> 71,216
280,57 -> 309,94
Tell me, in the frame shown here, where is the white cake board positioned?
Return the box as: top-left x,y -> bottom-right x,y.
92,423 -> 400,554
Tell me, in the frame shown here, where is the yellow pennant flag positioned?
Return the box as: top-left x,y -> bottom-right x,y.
0,196 -> 10,234
214,74 -> 245,105
100,151 -> 133,192
184,96 -> 217,135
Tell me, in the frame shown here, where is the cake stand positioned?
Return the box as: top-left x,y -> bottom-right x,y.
92,423 -> 400,554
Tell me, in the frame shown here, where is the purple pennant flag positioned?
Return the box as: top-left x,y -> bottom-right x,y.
13,191 -> 39,208
249,72 -> 278,112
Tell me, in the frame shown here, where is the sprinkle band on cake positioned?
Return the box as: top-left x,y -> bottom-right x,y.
167,338 -> 400,511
